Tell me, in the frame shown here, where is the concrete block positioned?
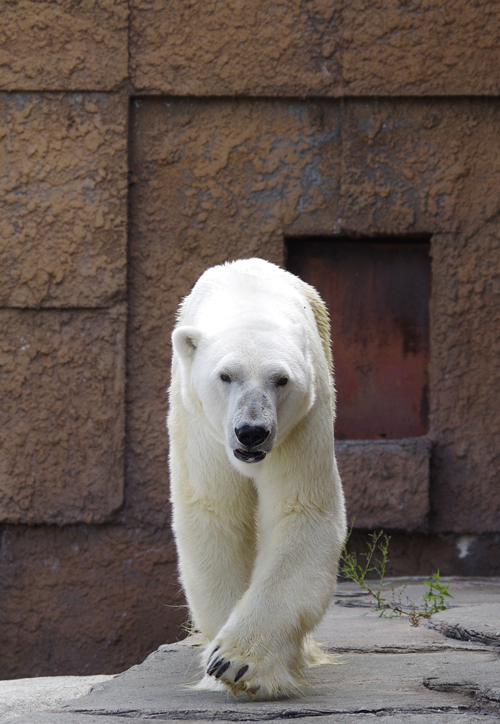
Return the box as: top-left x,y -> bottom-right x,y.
0,0 -> 128,91
343,0 -> 500,96
430,230 -> 500,533
0,93 -> 128,308
320,579 -> 500,653
0,526 -> 183,679
130,0 -> 342,95
1,708 -> 495,724
336,438 -> 431,532
424,656 -> 500,709
341,99 -> 500,236
0,307 -> 125,525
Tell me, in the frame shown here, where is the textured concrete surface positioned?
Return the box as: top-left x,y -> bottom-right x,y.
5,0 -> 499,97
430,227 -> 500,534
0,526 -> 184,680
0,307 -> 125,524
341,99 -> 500,236
336,438 -> 431,531
343,0 -> 500,96
1,578 -> 499,723
0,0 -> 128,91
129,0 -> 500,96
0,92 -> 128,308
130,0 -> 343,96
3,714 -> 497,724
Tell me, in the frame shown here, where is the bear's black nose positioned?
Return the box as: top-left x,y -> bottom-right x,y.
235,425 -> 269,448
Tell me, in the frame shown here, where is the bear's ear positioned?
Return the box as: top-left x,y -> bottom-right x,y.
172,326 -> 203,360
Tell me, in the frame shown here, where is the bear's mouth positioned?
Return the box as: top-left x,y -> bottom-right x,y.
234,449 -> 266,463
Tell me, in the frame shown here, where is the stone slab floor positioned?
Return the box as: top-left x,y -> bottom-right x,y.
1,578 -> 499,723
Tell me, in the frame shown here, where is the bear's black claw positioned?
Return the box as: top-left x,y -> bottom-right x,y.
215,660 -> 231,679
234,664 -> 248,682
207,657 -> 223,676
207,646 -> 220,666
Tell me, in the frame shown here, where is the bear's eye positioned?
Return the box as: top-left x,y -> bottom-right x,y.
276,377 -> 288,387
220,373 -> 231,383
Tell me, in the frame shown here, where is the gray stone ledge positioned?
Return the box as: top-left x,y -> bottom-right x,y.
0,675 -> 116,722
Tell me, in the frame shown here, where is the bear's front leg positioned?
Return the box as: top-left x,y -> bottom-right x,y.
172,480 -> 258,643
203,450 -> 346,698
170,426 -> 259,643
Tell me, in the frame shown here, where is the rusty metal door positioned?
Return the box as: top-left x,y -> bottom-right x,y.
287,237 -> 430,440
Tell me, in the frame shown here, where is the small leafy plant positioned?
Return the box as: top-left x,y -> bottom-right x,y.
421,570 -> 453,615
340,529 -> 453,626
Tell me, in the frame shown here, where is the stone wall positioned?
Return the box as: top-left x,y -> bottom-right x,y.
1,1 -> 499,679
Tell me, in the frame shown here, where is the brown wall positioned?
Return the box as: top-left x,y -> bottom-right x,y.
1,1 -> 499,679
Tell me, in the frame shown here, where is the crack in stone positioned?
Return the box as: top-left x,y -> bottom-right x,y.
424,679 -> 500,713
325,645 -> 483,654
428,621 -> 500,649
70,705 -> 473,720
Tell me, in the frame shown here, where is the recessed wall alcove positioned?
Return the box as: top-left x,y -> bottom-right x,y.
286,236 -> 431,441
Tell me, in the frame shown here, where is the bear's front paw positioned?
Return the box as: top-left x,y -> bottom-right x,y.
203,634 -> 302,699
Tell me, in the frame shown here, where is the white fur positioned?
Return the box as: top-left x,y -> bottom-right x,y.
168,258 -> 346,698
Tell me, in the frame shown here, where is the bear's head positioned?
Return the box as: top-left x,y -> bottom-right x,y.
172,321 -> 316,473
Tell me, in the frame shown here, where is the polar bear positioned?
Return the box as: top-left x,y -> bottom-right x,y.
167,258 -> 346,698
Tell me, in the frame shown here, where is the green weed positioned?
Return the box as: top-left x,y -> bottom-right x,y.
340,529 -> 453,626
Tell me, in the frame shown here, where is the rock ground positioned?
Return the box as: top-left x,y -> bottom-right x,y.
1,577 -> 499,723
